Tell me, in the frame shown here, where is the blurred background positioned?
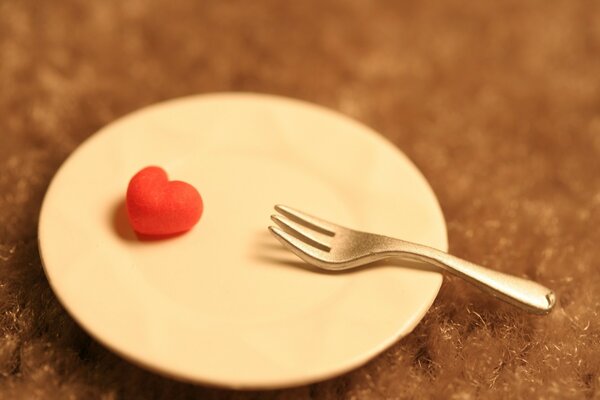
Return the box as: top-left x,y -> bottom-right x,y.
1,1 -> 599,399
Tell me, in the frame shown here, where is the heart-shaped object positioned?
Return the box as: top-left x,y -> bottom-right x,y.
126,166 -> 203,236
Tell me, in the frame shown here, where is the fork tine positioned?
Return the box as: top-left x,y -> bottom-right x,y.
268,226 -> 330,264
274,205 -> 336,236
271,215 -> 331,251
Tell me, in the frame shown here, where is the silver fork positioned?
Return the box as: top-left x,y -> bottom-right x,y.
269,205 -> 555,315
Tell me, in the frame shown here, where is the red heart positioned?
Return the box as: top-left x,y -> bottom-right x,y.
126,166 -> 203,236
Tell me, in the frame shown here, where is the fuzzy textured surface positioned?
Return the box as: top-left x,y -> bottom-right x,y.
1,0 -> 599,399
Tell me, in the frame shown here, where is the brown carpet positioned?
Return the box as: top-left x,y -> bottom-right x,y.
1,0 -> 599,399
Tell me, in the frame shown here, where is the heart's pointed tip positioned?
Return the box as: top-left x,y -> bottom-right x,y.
134,230 -> 190,242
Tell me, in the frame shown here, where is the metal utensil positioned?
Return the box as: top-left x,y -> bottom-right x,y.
269,205 -> 555,314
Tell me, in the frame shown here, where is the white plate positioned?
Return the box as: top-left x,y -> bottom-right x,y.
39,93 -> 447,389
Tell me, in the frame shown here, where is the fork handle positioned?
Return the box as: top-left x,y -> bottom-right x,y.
390,241 -> 555,314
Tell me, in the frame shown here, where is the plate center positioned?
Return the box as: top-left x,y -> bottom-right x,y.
130,152 -> 355,324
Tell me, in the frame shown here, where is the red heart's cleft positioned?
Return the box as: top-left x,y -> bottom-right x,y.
126,166 -> 203,236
